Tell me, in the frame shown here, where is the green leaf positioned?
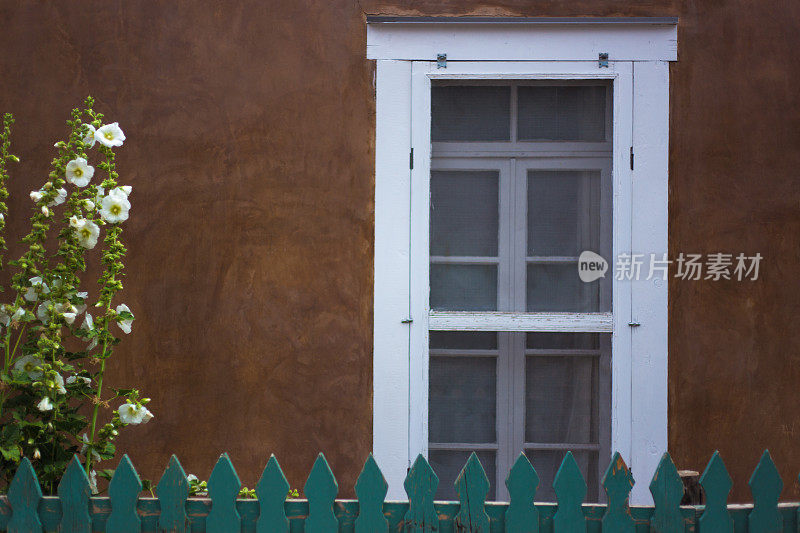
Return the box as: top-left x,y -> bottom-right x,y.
0,445 -> 21,462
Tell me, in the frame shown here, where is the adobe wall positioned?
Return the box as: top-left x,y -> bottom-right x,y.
0,0 -> 798,500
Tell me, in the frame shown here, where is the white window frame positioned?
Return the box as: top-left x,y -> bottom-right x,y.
370,17 -> 676,504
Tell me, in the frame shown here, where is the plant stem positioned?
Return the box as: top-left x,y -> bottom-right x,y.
84,342 -> 107,476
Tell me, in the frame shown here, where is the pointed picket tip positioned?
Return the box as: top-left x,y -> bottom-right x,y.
505,453 -> 539,533
648,453 -> 685,533
553,451 -> 587,497
355,454 -> 389,533
748,449 -> 783,495
454,453 -> 490,532
404,454 -> 439,532
58,455 -> 92,533
602,452 -> 635,494
748,450 -> 783,533
256,455 -> 291,533
7,457 -> 43,533
552,452 -> 587,533
304,453 -> 339,533
602,452 -> 635,533
698,451 -> 734,532
304,453 -> 339,498
107,454 -> 143,533
156,455 -> 189,532
700,450 -> 733,496
207,453 -> 242,533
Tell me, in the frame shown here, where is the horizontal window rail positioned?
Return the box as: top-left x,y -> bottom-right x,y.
429,311 -> 614,332
0,449 -> 791,532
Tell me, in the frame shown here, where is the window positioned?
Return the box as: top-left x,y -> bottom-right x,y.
369,17 -> 676,504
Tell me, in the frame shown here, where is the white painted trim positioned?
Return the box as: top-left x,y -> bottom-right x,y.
429,311 -> 614,332
367,22 -> 677,61
371,23 -> 673,504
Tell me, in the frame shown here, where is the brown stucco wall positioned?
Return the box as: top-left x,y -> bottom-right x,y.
0,0 -> 798,501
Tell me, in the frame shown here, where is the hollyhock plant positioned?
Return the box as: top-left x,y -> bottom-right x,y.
0,98 -> 150,493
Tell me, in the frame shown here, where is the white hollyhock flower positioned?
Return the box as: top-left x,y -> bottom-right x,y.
14,354 -> 44,379
94,186 -> 104,204
54,302 -> 78,325
80,433 -> 102,462
66,158 -> 94,187
69,216 -> 81,228
84,200 -> 95,211
11,307 -> 25,322
37,397 -> 54,412
115,185 -> 132,197
24,276 -> 50,302
41,206 -> 50,216
81,312 -> 94,331
53,373 -> 67,395
118,402 -> 151,424
115,304 -> 133,334
83,124 -> 97,148
95,122 -> 125,147
44,187 -> 67,207
67,375 -> 92,386
30,190 -> 43,203
187,474 -> 198,483
37,300 -> 52,323
0,306 -> 10,327
73,218 -> 100,249
89,470 -> 98,494
99,189 -> 131,223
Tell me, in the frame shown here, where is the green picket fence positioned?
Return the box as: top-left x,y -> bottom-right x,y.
0,449 -> 793,532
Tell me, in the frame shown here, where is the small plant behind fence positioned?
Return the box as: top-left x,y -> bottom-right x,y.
0,449 -> 794,532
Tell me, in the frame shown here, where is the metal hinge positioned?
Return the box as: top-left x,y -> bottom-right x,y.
437,53 -> 447,69
630,146 -> 634,170
409,147 -> 414,169
598,52 -> 609,68
401,318 -> 413,324
628,321 -> 641,327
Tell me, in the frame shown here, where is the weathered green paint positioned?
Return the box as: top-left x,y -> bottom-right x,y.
504,453 -> 539,533
648,453 -> 685,533
57,455 -> 92,533
404,454 -> 439,532
552,452 -> 586,533
698,451 -> 734,532
106,454 -> 142,533
748,450 -> 783,533
454,452 -> 490,532
1,449 -> 800,532
156,455 -> 189,533
206,453 -> 241,533
256,454 -> 290,533
355,454 -> 388,533
601,452 -> 635,533
304,453 -> 339,533
6,457 -> 42,533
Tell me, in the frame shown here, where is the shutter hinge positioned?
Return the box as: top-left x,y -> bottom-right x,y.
630,146 -> 634,170
409,147 -> 414,169
401,317 -> 413,324
437,53 -> 447,69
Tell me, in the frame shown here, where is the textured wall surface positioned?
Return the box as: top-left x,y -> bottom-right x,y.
0,0 -> 798,500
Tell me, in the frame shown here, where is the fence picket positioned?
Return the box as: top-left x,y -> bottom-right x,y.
404,454 -> 439,533
57,455 -> 92,533
6,457 -> 42,533
648,453 -> 685,533
106,454 -> 142,533
355,454 -> 388,533
206,453 -> 241,533
156,455 -> 189,532
454,452 -> 490,532
748,450 -> 783,533
698,451 -> 733,532
552,452 -> 586,533
256,454 -> 290,533
601,452 -> 635,533
504,453 -> 539,533
304,453 -> 339,533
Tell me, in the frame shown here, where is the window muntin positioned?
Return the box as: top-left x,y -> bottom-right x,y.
428,80 -> 612,501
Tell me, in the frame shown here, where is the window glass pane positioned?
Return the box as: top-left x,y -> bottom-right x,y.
527,171 -> 600,257
430,331 -> 498,350
430,450 -> 497,501
517,85 -> 607,141
524,450 -> 599,502
431,85 -> 511,141
429,357 -> 496,443
526,333 -> 599,350
431,264 -> 497,311
431,171 -> 499,256
525,356 -> 597,444
526,264 -> 600,312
